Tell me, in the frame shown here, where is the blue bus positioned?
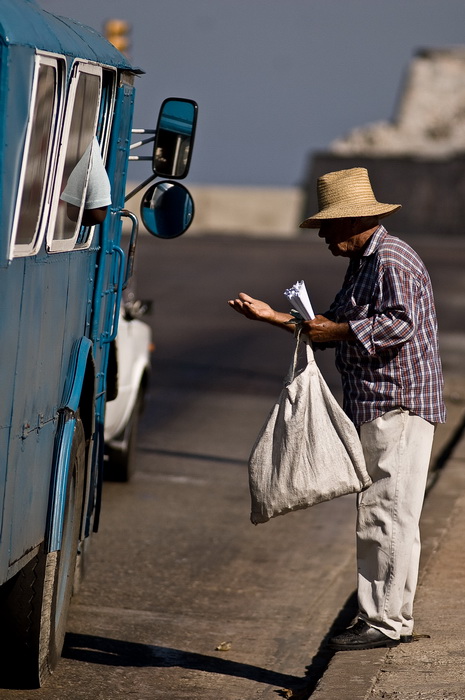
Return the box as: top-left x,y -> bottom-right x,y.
0,0 -> 197,686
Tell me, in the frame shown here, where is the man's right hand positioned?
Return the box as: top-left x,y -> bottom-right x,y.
228,292 -> 294,330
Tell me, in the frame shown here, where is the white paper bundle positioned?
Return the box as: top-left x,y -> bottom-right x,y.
284,280 -> 315,320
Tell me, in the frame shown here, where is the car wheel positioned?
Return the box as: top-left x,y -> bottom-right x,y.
105,389 -> 142,482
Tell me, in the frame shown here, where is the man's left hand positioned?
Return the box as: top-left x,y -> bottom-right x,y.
301,315 -> 355,343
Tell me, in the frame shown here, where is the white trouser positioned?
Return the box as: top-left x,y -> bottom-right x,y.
357,408 -> 435,639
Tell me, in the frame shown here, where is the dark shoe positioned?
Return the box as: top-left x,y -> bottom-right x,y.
329,619 -> 400,651
400,633 -> 430,643
400,634 -> 413,643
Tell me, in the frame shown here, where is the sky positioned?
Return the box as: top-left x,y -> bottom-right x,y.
38,0 -> 465,187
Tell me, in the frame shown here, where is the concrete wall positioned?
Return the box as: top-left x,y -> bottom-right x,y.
125,183 -> 305,237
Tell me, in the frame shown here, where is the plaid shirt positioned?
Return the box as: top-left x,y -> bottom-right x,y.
326,226 -> 446,427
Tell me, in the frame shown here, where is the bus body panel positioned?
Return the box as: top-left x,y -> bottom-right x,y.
4,420 -> 56,573
3,250 -> 96,574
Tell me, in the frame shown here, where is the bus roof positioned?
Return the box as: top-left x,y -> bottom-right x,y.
0,0 -> 140,72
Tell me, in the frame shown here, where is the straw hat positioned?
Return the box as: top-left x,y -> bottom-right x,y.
299,167 -> 401,229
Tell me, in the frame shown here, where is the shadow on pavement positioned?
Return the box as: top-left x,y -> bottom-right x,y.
63,632 -> 300,689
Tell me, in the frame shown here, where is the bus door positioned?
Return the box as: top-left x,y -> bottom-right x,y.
87,75 -> 136,530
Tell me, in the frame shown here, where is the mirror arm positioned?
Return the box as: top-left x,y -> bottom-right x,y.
130,136 -> 156,150
124,173 -> 157,203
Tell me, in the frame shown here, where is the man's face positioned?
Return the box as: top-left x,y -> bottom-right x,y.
317,218 -> 357,257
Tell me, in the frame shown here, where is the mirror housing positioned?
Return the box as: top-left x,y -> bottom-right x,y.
152,98 -> 198,179
140,181 -> 194,239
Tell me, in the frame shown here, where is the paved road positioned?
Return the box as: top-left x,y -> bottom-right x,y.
1,232 -> 463,699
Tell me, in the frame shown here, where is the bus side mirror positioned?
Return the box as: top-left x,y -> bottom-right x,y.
152,98 -> 198,179
140,181 -> 194,239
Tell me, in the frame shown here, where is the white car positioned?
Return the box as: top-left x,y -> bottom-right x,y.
104,302 -> 153,481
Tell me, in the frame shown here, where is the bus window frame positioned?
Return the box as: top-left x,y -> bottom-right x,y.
97,67 -> 117,165
47,61 -> 103,254
74,66 -> 117,250
10,52 -> 64,259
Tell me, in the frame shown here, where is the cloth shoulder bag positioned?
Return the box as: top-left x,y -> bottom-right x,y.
248,333 -> 371,524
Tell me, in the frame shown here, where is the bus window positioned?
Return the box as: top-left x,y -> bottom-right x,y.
75,67 -> 116,248
11,55 -> 62,258
49,63 -> 102,252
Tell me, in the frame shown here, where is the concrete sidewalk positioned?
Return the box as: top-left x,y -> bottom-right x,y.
310,374 -> 465,700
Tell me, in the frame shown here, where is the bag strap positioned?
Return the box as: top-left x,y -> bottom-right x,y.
288,325 -> 314,383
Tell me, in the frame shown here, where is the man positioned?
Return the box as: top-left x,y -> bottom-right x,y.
228,167 -> 446,651
61,137 -> 112,226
